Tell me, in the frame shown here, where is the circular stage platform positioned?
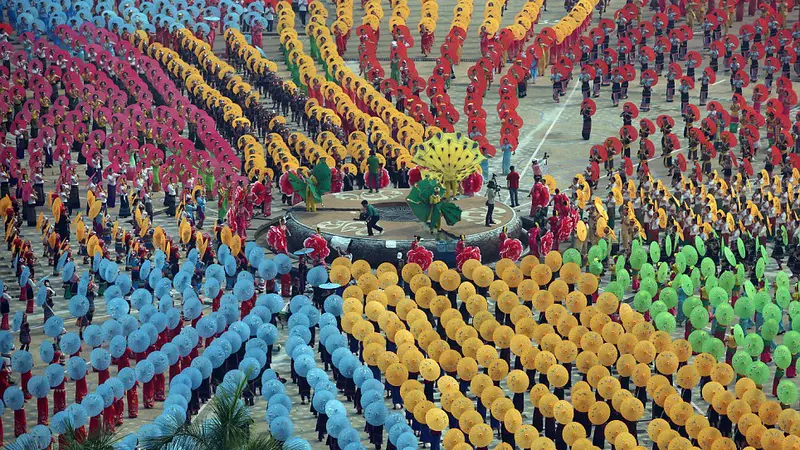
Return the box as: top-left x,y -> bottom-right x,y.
278,189 -> 524,265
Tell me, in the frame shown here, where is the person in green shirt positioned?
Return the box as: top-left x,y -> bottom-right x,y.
366,151 -> 381,193
357,200 -> 383,236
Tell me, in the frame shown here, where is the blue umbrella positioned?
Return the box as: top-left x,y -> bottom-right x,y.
11,311 -> 23,332
60,332 -> 81,355
140,260 -> 151,280
68,295 -> 90,318
19,266 -> 30,288
62,261 -> 75,282
40,340 -> 54,364
57,252 -> 69,271
274,253 -> 292,275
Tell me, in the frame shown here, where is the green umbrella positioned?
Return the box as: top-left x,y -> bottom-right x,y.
605,281 -> 624,302
754,291 -> 771,312
690,268 -> 701,292
703,338 -> 726,361
650,300 -> 668,318
776,271 -> 790,290
777,380 -> 798,406
640,277 -> 658,297
763,303 -> 782,323
700,258 -> 716,278
744,333 -> 765,357
682,296 -> 702,317
640,263 -> 655,281
589,260 -> 603,276
688,330 -> 710,352
562,248 -> 581,265
782,226 -> 789,247
732,324 -> 745,346
616,269 -> 631,292
660,287 -> 678,309
715,303 -> 735,326
718,271 -> 735,294
655,311 -> 676,333
743,281 -> 755,299
724,247 -> 736,266
656,262 -> 670,284
732,350 -> 752,374
634,290 -> 653,313
650,241 -> 661,263
735,264 -> 746,286
775,345 -> 792,369
736,237 -> 746,259
665,234 -> 673,256
616,255 -> 627,271
679,274 -> 694,296
694,236 -> 706,256
674,253 -> 687,274
759,245 -> 768,260
776,287 -> 792,309
755,258 -> 766,280
690,307 -> 710,329
630,247 -> 647,270
747,361 -> 770,385
783,330 -> 800,354
682,246 -> 699,268
761,319 -> 779,341
708,287 -> 729,308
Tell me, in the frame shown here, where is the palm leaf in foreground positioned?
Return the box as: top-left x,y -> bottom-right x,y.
140,376 -> 281,450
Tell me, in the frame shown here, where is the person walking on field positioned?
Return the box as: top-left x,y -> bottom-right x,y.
506,166 -> 520,207
358,200 -> 383,236
367,151 -> 381,193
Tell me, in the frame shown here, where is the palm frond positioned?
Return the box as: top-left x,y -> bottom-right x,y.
53,425 -> 122,450
239,433 -> 283,450
141,372 -> 268,450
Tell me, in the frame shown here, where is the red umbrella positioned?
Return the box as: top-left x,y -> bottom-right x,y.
642,69 -> 659,86
640,22 -> 655,38
790,154 -> 800,170
615,99 -> 636,118
621,125 -> 639,140
771,146 -> 783,165
643,139 -> 656,158
591,144 -> 609,161
640,118 -> 656,134
581,98 -> 597,115
677,153 -> 687,172
640,45 -> 655,62
657,115 -> 675,128
605,137 -> 622,154
720,131 -> 737,147
686,104 -> 700,120
686,51 -> 702,67
623,157 -> 634,176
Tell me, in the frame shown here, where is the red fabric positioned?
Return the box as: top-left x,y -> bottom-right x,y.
75,377 -> 88,403
1,313 -> 7,330
21,371 -> 32,399
127,385 -> 139,418
169,363 -> 181,382
115,399 -> 124,426
154,373 -> 165,401
506,171 -> 520,189
89,415 -> 101,435
143,380 -> 155,408
98,368 -> 110,385
103,406 -> 116,432
14,409 -> 26,437
37,397 -> 48,425
54,383 -> 66,413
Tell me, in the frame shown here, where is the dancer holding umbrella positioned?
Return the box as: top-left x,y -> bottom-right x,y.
580,99 -> 596,140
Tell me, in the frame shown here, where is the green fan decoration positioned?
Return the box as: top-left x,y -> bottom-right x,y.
407,178 -> 462,233
289,161 -> 332,209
